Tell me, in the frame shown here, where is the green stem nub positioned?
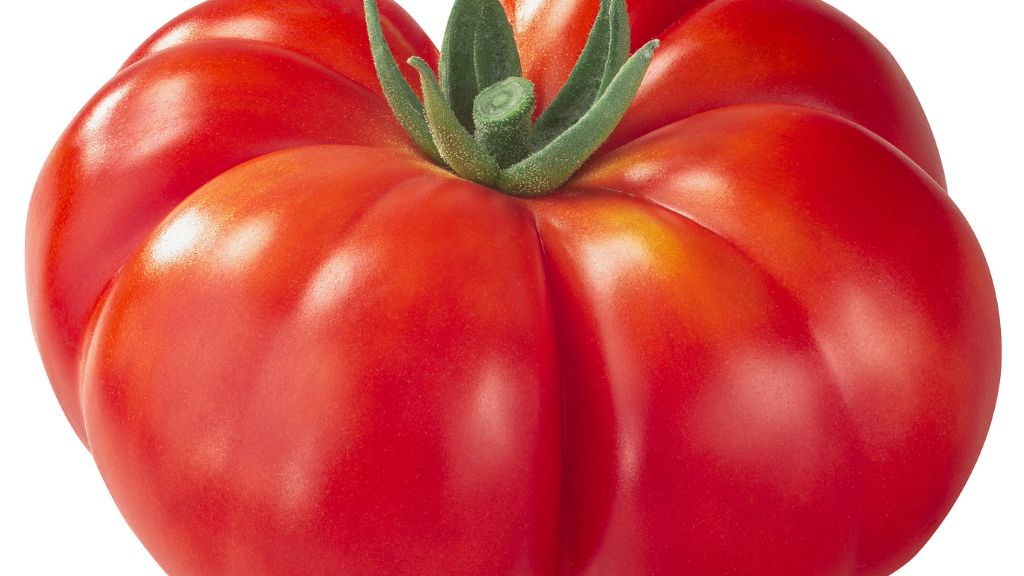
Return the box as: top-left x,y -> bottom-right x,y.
474,77 -> 536,168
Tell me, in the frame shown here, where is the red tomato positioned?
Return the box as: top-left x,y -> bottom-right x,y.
26,0 -> 999,575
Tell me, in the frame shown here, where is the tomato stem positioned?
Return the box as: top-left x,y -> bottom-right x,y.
474,77 -> 536,167
365,0 -> 658,197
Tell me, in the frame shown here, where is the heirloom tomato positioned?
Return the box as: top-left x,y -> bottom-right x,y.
26,0 -> 999,574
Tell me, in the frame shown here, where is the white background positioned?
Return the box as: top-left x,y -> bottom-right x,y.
1,1 -> 1020,574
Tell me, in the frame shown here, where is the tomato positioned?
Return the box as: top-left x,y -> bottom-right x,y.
26,0 -> 999,574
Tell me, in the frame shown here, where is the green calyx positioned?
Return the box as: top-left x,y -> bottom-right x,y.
364,0 -> 658,198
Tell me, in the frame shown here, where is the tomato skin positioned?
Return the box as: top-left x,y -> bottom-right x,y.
85,147 -> 563,575
569,105 -> 999,574
122,0 -> 435,94
27,0 -> 435,443
503,0 -> 945,186
27,1 -> 999,575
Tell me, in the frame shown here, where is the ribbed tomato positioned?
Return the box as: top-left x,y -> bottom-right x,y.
26,0 -> 999,574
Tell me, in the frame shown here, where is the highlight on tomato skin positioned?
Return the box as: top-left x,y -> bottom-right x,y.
25,0 -> 999,575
